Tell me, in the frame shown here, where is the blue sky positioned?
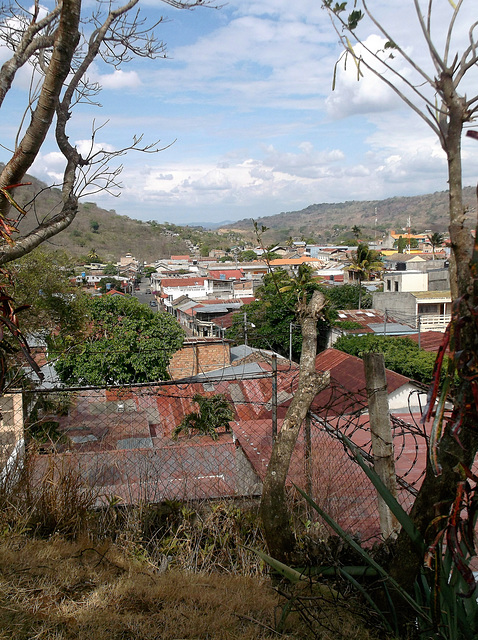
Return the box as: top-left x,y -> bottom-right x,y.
2,1 -> 478,226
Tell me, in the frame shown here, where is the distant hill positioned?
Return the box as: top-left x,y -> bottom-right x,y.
7,171 -> 234,263
220,187 -> 477,245
8,169 -> 477,258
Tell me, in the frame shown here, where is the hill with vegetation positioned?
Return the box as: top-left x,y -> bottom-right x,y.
9,168 -> 476,258
220,186 -> 477,245
8,169 -> 237,263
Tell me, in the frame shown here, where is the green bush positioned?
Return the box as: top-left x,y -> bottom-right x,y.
334,334 -> 445,384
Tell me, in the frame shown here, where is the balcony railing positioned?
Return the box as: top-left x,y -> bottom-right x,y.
418,314 -> 451,331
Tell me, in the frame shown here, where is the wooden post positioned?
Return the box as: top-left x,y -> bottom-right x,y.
271,354 -> 278,439
363,352 -> 399,540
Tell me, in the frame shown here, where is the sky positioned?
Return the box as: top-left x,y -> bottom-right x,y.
2,0 -> 478,226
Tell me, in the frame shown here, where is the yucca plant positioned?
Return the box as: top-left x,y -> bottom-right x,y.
257,437 -> 478,639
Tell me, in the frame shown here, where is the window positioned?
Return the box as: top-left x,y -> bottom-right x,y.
394,281 -> 399,292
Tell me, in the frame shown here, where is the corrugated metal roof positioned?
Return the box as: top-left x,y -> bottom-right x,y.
161,277 -> 206,287
315,348 -> 411,396
407,331 -> 447,353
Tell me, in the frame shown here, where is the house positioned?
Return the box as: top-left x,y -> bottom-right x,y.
383,268 -> 450,293
188,301 -> 244,338
157,276 -> 235,309
382,253 -> 448,272
383,231 -> 437,252
383,270 -> 429,293
373,290 -> 452,331
267,257 -> 324,275
168,337 -> 233,379
312,348 -> 426,413
307,246 -> 349,262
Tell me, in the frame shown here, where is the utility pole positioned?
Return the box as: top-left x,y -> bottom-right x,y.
244,312 -> 247,347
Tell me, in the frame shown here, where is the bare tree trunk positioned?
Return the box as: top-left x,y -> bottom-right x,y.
390,115 -> 478,594
441,75 -> 473,299
260,290 -> 329,563
0,0 -> 81,211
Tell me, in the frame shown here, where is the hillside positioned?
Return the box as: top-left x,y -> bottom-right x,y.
220,187 -> 477,244
7,171 -> 235,263
8,169 -> 477,257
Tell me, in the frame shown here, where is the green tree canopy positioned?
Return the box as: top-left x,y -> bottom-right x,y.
327,283 -> 372,310
346,243 -> 383,310
226,266 -> 330,360
10,249 -> 86,339
428,232 -> 445,259
97,278 -> 123,294
102,263 -> 118,276
334,334 -> 446,385
239,249 -> 258,262
143,266 -> 157,278
52,295 -> 184,385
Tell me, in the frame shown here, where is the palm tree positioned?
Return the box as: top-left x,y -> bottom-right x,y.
346,243 -> 383,310
427,232 -> 445,260
352,225 -> 361,240
172,393 -> 234,440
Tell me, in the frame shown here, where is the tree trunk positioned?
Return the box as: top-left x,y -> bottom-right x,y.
390,91 -> 478,595
441,73 -> 473,300
0,0 -> 81,212
260,290 -> 329,563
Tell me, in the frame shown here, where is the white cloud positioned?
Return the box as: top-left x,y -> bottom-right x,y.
75,139 -> 116,157
95,69 -> 141,90
325,35 -> 404,119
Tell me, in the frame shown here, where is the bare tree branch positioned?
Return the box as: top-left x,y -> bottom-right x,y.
0,0 -> 210,266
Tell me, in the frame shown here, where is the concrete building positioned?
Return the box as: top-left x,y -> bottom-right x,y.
372,290 -> 451,331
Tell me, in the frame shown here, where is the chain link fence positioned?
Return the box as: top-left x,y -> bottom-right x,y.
1,369 -> 429,544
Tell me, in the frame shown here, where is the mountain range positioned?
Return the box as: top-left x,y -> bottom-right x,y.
7,168 -> 477,260
220,187 -> 477,245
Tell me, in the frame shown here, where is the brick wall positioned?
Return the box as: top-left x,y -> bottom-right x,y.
169,339 -> 231,379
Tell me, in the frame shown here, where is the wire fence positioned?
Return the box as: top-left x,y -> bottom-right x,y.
1,369 -> 429,545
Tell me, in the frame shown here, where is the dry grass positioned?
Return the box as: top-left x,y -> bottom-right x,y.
0,455 -> 393,639
0,535 -> 295,640
0,534 -> 391,640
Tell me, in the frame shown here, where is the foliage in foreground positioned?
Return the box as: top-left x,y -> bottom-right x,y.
0,451 -> 388,640
0,535 -> 287,640
257,440 -> 478,640
334,334 -> 446,384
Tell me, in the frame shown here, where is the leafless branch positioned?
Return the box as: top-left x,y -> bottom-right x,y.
0,0 -> 212,266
